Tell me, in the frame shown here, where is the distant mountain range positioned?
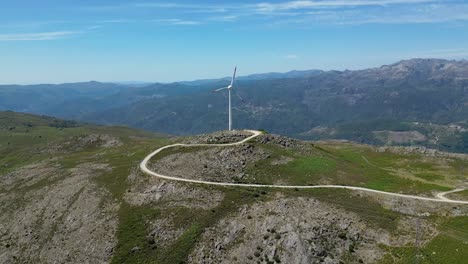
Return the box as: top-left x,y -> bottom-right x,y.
177,69 -> 323,86
1,58 -> 467,152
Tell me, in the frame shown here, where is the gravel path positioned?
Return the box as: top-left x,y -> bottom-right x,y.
140,130 -> 468,205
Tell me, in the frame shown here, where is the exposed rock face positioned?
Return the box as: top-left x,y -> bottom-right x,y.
0,160 -> 61,192
0,162 -> 118,264
189,196 -> 388,264
372,59 -> 468,80
125,179 -> 224,210
183,130 -> 252,144
255,134 -> 299,149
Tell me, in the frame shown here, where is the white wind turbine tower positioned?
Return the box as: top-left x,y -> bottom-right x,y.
212,66 -> 238,131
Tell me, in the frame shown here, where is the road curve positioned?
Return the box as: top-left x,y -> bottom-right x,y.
436,188 -> 466,201
140,130 -> 468,205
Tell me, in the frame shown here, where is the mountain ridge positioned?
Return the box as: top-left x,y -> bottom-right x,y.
1,58 -> 467,152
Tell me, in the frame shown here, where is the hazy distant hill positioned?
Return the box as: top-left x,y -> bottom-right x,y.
1,58 -> 467,152
178,69 -> 323,86
0,81 -> 127,115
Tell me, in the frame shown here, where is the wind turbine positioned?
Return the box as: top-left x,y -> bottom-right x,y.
212,66 -> 238,131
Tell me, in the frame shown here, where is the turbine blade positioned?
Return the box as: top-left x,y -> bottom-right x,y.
230,66 -> 237,86
233,87 -> 245,103
212,86 -> 229,92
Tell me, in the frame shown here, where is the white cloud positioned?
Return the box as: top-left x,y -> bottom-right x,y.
0,31 -> 78,41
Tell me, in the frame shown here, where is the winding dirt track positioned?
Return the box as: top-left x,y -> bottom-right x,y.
140,130 -> 468,205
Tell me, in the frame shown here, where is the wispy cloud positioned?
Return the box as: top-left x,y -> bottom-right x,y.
152,19 -> 201,25
0,31 -> 79,41
255,0 -> 438,12
16,0 -> 468,30
207,15 -> 239,22
86,2 -> 230,14
138,2 -> 228,12
262,2 -> 468,25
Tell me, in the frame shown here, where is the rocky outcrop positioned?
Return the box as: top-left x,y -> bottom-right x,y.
189,196 -> 393,264
149,142 -> 270,183
183,130 -> 252,144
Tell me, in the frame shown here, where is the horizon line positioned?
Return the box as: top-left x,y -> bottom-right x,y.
0,57 -> 466,86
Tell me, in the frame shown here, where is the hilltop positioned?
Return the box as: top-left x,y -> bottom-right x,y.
1,111 -> 467,263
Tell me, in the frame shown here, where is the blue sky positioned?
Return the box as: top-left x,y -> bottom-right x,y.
1,0 -> 468,84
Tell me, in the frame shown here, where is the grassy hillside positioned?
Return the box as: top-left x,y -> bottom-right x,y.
1,111 -> 467,264
242,140 -> 466,195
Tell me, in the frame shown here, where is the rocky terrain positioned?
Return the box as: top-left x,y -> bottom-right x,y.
149,132 -> 309,184
182,130 -> 252,144
0,160 -> 118,264
189,196 -> 401,264
1,112 -> 467,264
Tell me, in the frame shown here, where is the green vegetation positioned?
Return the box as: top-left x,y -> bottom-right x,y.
414,172 -> 444,181
380,216 -> 468,264
111,203 -> 161,264
112,187 -> 271,264
287,156 -> 336,175
245,142 -> 457,195
245,145 -> 337,185
155,188 -> 269,263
